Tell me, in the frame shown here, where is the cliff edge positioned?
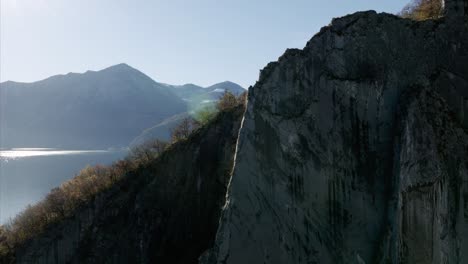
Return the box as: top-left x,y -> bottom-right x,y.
203,1 -> 468,263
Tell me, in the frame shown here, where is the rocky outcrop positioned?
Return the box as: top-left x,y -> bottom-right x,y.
13,107 -> 244,264
203,2 -> 468,263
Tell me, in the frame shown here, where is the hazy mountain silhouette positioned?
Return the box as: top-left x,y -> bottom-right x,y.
0,64 -> 245,149
0,64 -> 187,149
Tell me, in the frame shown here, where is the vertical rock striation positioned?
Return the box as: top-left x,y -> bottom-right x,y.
203,2 -> 468,263
387,88 -> 468,263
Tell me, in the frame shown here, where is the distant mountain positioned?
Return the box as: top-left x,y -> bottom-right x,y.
205,81 -> 245,95
0,64 -> 245,149
171,81 -> 245,101
0,64 -> 187,149
170,81 -> 245,110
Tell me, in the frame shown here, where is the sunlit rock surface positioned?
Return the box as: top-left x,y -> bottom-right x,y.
203,4 -> 468,263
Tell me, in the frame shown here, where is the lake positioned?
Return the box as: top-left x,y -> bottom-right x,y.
0,148 -> 127,224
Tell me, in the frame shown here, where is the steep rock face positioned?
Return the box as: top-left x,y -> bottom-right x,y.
13,107 -> 244,264
387,88 -> 468,263
203,5 -> 468,264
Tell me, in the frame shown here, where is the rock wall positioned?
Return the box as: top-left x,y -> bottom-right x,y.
203,6 -> 468,264
386,88 -> 468,263
445,0 -> 468,17
13,107 -> 244,264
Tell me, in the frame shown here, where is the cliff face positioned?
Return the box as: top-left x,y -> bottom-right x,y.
13,107 -> 244,264
388,88 -> 468,263
203,4 -> 468,264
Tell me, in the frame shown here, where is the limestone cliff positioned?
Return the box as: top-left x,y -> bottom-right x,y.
11,107 -> 244,264
202,1 -> 468,263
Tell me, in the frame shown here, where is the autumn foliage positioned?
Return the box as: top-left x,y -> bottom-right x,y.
400,0 -> 444,20
0,164 -> 128,255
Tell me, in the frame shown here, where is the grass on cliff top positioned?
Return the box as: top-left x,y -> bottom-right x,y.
399,0 -> 444,20
0,91 -> 246,261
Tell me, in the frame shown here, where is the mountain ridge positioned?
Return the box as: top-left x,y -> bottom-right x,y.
0,64 -> 244,93
0,63 -> 186,149
0,63 -> 244,149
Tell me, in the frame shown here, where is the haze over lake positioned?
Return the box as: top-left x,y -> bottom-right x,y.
0,148 -> 126,224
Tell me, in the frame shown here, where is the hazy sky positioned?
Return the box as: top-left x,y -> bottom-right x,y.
1,0 -> 409,88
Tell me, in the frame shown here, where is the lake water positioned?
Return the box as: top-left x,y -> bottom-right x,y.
0,148 -> 127,224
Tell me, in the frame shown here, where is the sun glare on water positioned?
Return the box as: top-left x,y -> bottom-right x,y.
0,149 -> 108,160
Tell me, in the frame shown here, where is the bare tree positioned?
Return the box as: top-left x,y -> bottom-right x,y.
171,118 -> 195,142
236,91 -> 248,107
130,139 -> 169,163
217,91 -> 238,111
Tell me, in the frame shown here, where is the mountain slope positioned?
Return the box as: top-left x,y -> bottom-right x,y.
0,64 -> 187,149
9,106 -> 245,264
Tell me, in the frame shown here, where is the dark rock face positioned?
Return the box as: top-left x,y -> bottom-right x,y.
445,0 -> 468,17
13,107 -> 244,264
203,6 -> 468,264
388,88 -> 468,263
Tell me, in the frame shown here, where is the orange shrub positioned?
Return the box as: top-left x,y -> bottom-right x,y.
400,0 -> 443,20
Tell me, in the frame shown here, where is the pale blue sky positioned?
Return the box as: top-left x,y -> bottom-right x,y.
0,0 -> 409,88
